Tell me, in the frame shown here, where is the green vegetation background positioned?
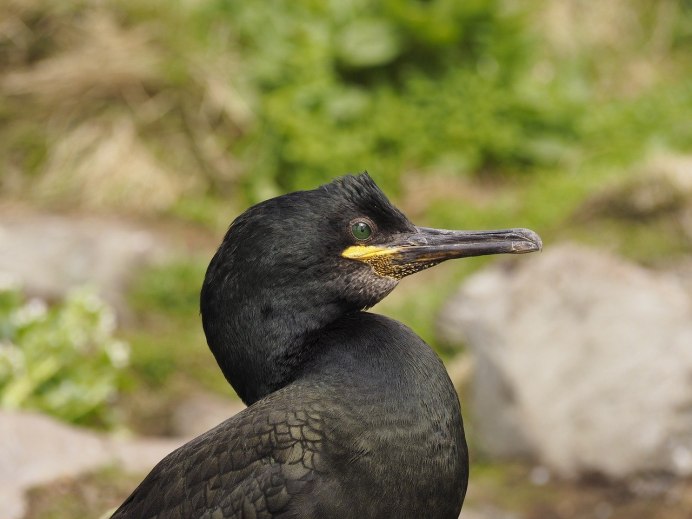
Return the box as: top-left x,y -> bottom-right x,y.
2,1 -> 692,516
1,0 -> 691,429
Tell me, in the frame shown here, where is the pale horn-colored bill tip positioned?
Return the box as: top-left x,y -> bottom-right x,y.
510,228 -> 543,253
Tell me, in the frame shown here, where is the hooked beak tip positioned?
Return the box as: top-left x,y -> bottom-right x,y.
512,229 -> 542,253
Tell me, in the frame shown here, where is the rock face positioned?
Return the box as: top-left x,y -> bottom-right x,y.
0,410 -> 185,519
0,211 -> 169,310
171,393 -> 245,437
439,244 -> 692,479
575,154 -> 692,242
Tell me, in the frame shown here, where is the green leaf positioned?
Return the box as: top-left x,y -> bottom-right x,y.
336,19 -> 402,68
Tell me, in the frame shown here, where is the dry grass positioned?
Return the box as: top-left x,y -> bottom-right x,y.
36,116 -> 191,213
0,9 -> 160,103
535,0 -> 683,96
0,1 -> 245,215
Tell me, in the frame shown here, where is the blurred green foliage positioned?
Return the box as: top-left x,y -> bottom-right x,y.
201,0 -> 573,197
129,260 -> 207,318
1,0 -> 691,433
2,0 -> 690,209
184,0 -> 691,200
125,259 -> 229,395
0,284 -> 129,428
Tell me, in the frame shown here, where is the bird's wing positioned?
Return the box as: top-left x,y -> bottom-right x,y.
111,391 -> 327,519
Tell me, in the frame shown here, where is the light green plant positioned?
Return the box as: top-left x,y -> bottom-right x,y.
0,281 -> 130,428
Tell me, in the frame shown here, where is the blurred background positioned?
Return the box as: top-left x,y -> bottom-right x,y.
1,0 -> 691,517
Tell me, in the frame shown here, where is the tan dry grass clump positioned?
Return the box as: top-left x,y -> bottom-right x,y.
0,3 -> 247,212
0,4 -> 200,214
575,153 -> 692,231
535,0 -> 681,96
1,9 -> 160,103
36,117 -> 189,214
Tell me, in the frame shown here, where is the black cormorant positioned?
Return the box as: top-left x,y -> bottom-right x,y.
112,173 -> 541,518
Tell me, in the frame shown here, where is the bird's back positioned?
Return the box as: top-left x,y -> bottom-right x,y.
112,313 -> 467,519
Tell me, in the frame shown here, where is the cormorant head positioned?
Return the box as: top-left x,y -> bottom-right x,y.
201,173 -> 541,403
205,172 -> 543,313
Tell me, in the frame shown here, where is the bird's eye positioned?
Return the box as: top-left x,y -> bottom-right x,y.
351,221 -> 373,241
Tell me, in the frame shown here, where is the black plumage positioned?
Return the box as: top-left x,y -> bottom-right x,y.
112,173 -> 541,519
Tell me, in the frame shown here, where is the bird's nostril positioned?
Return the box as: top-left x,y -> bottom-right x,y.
407,234 -> 428,246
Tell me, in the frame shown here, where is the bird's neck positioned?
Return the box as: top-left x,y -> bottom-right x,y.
201,282 -> 350,405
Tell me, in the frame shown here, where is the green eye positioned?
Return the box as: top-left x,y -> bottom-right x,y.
351,221 -> 373,241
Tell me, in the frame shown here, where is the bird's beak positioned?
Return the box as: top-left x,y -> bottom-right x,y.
342,227 -> 542,279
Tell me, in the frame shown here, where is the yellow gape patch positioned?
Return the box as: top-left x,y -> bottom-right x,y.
342,245 -> 400,279
342,244 -> 445,279
341,244 -> 429,279
341,245 -> 400,260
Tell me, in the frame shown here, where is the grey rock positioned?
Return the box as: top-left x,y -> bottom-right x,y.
0,210 -> 169,310
459,506 -> 520,519
439,244 -> 692,478
171,392 -> 245,437
575,154 -> 692,243
0,410 -> 184,519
